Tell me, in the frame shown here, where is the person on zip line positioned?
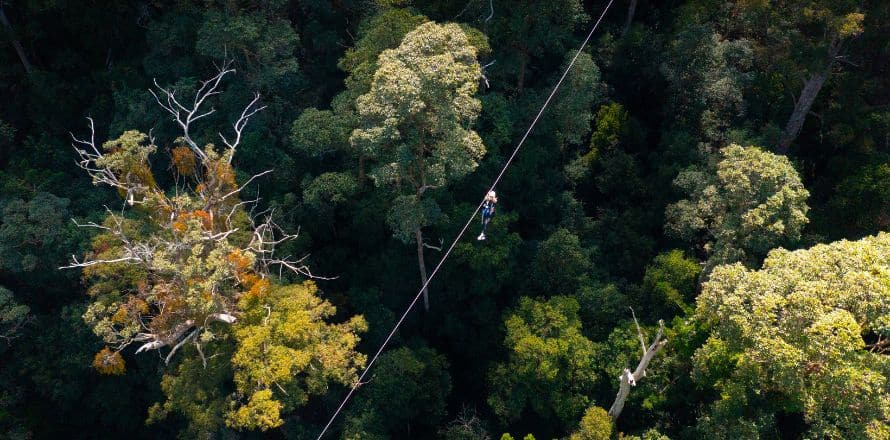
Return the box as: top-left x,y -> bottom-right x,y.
477,190 -> 498,241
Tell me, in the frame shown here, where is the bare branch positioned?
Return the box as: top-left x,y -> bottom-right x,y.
62,207 -> 157,269
219,92 -> 267,162
165,328 -> 199,365
219,169 -> 273,201
629,307 -> 647,356
151,62 -> 237,161
423,237 -> 444,251
226,196 -> 260,228
417,183 -> 441,196
59,255 -> 141,269
834,55 -> 860,68
205,228 -> 239,242
266,255 -> 337,281
135,339 -> 166,354
195,338 -> 207,368
0,314 -> 33,346
71,118 -> 123,190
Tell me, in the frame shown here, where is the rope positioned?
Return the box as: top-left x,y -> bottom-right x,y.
316,2 -> 615,437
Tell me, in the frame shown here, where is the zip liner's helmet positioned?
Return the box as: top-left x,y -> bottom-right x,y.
487,191 -> 496,198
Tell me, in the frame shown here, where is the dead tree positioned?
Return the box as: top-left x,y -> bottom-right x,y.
607,311 -> 667,421
64,63 -> 323,364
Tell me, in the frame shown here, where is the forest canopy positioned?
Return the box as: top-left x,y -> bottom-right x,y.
0,0 -> 887,439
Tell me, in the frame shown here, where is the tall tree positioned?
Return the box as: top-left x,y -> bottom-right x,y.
351,21 -> 486,310
734,0 -> 865,153
665,144 -> 810,273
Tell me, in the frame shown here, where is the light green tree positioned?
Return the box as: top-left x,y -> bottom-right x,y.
665,144 -> 810,273
291,6 -> 430,184
351,21 -> 486,310
569,406 -> 612,440
227,282 -> 367,431
639,250 -> 702,317
488,296 -> 600,425
694,232 -> 890,438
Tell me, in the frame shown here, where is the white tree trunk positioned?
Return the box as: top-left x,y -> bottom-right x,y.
607,319 -> 667,421
210,313 -> 237,324
135,319 -> 195,354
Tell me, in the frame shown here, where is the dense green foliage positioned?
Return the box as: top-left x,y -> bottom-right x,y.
1,0 -> 888,438
695,233 -> 890,439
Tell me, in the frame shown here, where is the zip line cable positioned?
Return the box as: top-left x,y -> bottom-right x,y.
316,1 -> 615,437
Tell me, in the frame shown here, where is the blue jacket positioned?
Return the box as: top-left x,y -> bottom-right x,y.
482,200 -> 496,218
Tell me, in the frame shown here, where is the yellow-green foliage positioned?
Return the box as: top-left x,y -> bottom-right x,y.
488,296 -> 600,424
95,130 -> 157,193
76,128 -> 369,433
148,348 -> 232,437
695,232 -> 890,438
570,406 -> 612,440
226,389 -> 282,431
227,281 -> 368,430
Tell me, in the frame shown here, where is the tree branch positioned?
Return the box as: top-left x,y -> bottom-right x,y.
607,318 -> 668,421
630,307 -> 647,355
150,61 -> 238,161
165,328 -> 199,365
219,92 -> 266,162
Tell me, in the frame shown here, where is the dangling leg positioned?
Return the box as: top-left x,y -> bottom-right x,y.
478,215 -> 489,240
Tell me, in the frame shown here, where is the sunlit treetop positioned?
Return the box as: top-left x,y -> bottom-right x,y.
695,232 -> 890,438
666,144 -> 810,273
